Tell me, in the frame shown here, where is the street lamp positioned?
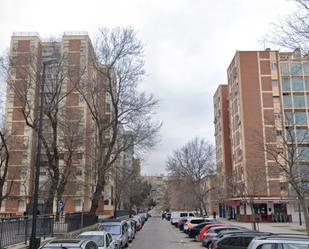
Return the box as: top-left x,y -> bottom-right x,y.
30,59 -> 58,249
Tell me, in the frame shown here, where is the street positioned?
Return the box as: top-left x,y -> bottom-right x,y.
130,217 -> 202,249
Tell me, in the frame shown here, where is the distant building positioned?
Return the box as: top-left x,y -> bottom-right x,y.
214,49 -> 309,223
143,175 -> 169,210
2,32 -> 114,215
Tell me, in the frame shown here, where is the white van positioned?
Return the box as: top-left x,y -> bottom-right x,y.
170,211 -> 196,226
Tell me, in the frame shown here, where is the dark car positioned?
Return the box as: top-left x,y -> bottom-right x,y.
211,232 -> 275,249
187,221 -> 215,238
202,226 -> 244,248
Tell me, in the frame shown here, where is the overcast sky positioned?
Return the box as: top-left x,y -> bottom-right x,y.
0,0 -> 297,175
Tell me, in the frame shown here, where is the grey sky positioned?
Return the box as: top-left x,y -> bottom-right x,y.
0,0 -> 296,175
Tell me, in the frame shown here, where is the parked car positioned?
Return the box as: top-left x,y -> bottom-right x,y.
209,230 -> 258,245
202,226 -> 244,248
126,220 -> 136,242
77,231 -> 116,249
39,239 -> 98,249
184,217 -> 213,234
165,212 -> 171,221
187,220 -> 213,238
210,232 -> 273,249
138,213 -> 147,225
99,220 -> 129,249
198,224 -> 231,241
170,211 -> 196,226
247,234 -> 309,249
178,218 -> 188,231
131,215 -> 143,231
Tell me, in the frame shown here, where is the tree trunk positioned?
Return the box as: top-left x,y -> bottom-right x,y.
90,182 -> 104,214
250,204 -> 257,231
44,177 -> 58,214
201,201 -> 208,217
299,196 -> 309,236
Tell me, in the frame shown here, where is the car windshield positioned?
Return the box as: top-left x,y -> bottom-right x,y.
77,235 -> 104,247
101,224 -> 121,235
191,219 -> 205,224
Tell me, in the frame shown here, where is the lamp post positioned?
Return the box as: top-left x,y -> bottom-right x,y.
30,59 -> 57,249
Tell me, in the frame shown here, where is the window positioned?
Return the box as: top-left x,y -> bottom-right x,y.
257,244 -> 275,249
271,63 -> 277,70
276,130 -> 282,136
298,147 -> 309,160
285,112 -> 294,125
304,63 -> 309,74
281,77 -> 291,92
274,113 -> 281,120
292,77 -> 304,91
280,182 -> 288,191
286,127 -> 295,142
296,129 -> 309,142
294,95 -> 306,108
76,167 -> 83,176
284,243 -> 309,249
305,77 -> 309,90
277,148 -> 284,155
291,63 -> 302,75
295,112 -> 307,125
283,95 -> 293,108
281,77 -> 291,91
280,63 -> 290,75
272,80 -> 278,87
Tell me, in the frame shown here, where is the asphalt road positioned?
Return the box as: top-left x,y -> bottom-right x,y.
130,217 -> 203,249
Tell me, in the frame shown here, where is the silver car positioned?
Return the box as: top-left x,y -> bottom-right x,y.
77,231 -> 116,249
39,239 -> 98,249
247,234 -> 309,249
99,221 -> 129,249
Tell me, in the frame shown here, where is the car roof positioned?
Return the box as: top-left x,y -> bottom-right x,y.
101,218 -> 123,223
45,239 -> 88,247
254,234 -> 309,241
79,231 -> 108,236
208,226 -> 241,232
100,222 -> 122,226
187,217 -> 206,221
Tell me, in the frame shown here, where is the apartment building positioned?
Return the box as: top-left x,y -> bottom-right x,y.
214,85 -> 232,212
215,49 -> 309,223
143,175 -> 169,210
2,32 -> 115,215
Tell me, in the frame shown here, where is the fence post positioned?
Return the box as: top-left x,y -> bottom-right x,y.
0,218 -> 3,248
51,216 -> 54,238
25,216 -> 28,245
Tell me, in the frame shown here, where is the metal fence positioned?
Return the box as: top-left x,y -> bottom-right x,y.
0,213 -> 98,247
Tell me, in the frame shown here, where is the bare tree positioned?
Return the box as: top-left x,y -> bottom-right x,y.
78,27 -> 161,214
0,128 -> 13,209
166,137 -> 216,215
265,0 -> 309,53
264,116 -> 309,235
230,167 -> 268,231
0,40 -> 83,214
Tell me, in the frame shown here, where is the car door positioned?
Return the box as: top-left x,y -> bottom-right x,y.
221,237 -> 242,249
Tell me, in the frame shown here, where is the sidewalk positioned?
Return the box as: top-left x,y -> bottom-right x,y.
217,218 -> 307,234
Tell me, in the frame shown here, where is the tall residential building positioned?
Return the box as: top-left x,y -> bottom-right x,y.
214,85 -> 232,209
215,49 -> 309,223
2,32 -> 114,215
